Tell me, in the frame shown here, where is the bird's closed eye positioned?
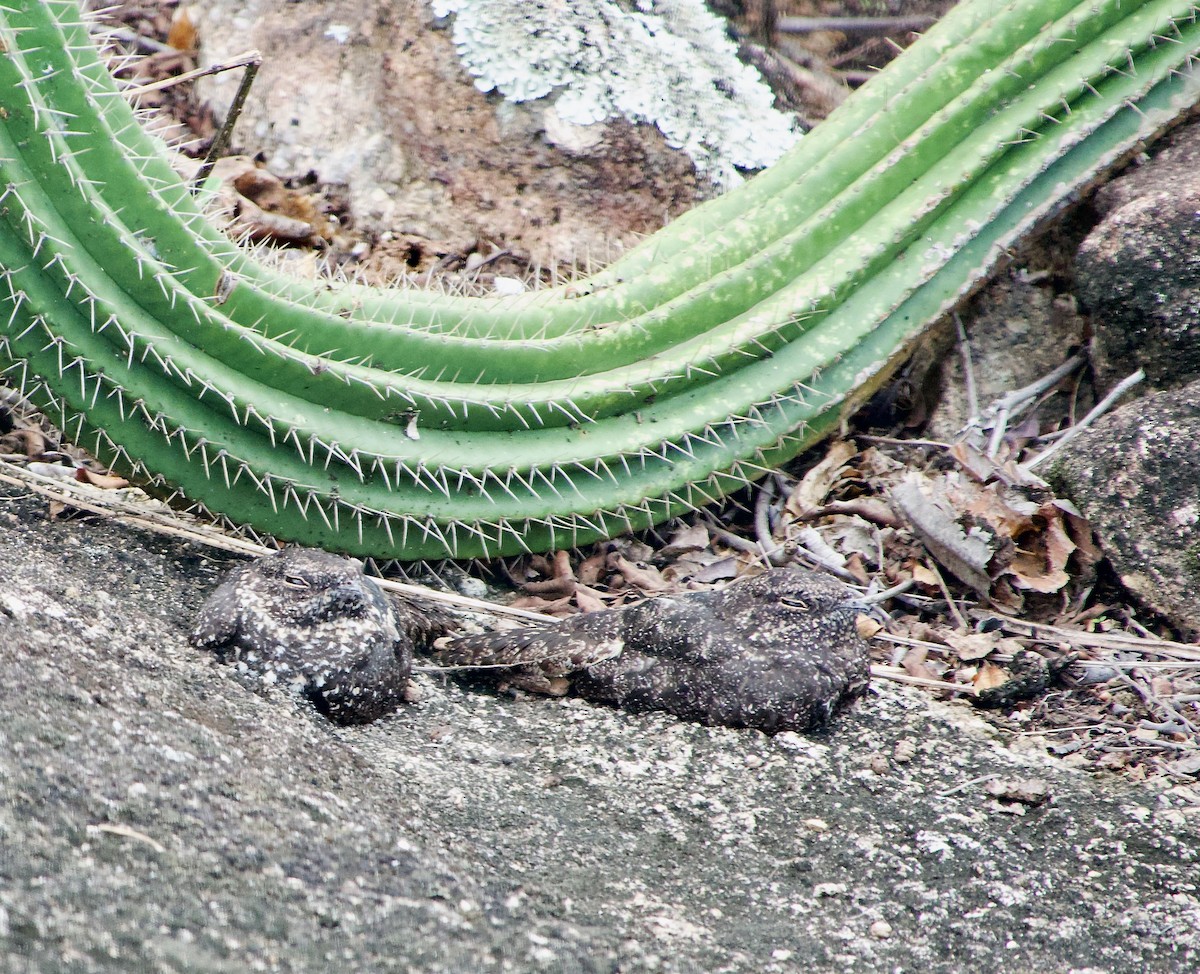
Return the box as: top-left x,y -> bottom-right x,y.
283,574 -> 312,589
780,596 -> 810,610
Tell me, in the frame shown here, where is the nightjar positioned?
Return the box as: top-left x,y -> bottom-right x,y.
192,548 -> 423,724
437,567 -> 872,732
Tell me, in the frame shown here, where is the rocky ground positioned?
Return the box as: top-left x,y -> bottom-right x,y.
3,483 -> 1199,973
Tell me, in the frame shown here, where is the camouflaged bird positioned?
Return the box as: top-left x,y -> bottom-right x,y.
437,567 -> 872,732
191,548 -> 434,724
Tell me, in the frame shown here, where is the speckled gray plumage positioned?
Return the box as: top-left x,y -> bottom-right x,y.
191,549 -> 415,724
438,568 -> 872,732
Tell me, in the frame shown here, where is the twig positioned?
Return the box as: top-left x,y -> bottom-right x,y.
1116,670 -> 1200,735
954,313 -> 979,423
778,15 -> 937,34
753,477 -> 778,564
87,823 -> 166,854
1023,368 -> 1144,471
860,577 -> 916,605
925,559 -> 970,631
870,631 -> 951,655
191,53 -> 264,191
870,663 -> 970,693
978,353 -> 1089,458
793,498 -> 902,528
991,353 -> 1088,415
985,404 -> 1008,459
857,435 -> 952,450
124,49 -> 262,97
978,614 -> 1200,662
95,25 -> 176,56
938,773 -> 999,797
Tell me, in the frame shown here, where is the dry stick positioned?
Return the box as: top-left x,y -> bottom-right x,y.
925,558 -> 971,631
860,577 -> 916,605
753,477 -> 782,567
1023,368 -> 1144,471
873,631 -> 953,655
123,49 -> 262,97
1116,671 -> 1200,736
858,434 -> 953,450
979,352 -> 1087,458
938,773 -> 1001,797
983,615 -> 1200,662
954,312 -> 980,424
869,664 -> 968,693
992,353 -> 1088,416
190,54 -> 263,192
777,15 -> 938,34
96,25 -> 176,56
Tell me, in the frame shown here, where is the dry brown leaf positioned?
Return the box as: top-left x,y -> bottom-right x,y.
890,473 -> 993,594
949,439 -> 1000,483
957,481 -> 1036,539
608,554 -> 671,593
689,557 -> 740,584
911,562 -> 939,587
901,646 -> 942,682
944,631 -> 1010,662
75,468 -> 130,490
510,594 -> 577,615
972,661 -> 1009,693
1150,676 -> 1176,697
167,8 -> 198,52
577,552 -> 607,586
574,584 -> 610,614
787,439 -> 856,517
658,523 -> 710,558
1007,504 -> 1076,593
16,428 -> 50,458
856,614 -> 883,638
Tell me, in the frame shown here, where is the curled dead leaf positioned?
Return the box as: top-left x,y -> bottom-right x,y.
856,614 -> 883,639
787,439 -> 857,518
972,661 -> 1009,693
943,631 -> 1024,662
76,468 -> 130,490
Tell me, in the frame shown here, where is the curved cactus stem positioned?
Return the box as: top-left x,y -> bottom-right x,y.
1,0 -> 1198,559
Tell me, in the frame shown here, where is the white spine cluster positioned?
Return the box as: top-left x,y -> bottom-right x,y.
429,0 -> 800,187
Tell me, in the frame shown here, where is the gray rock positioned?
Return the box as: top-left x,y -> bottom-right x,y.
1,482 -> 1198,973
1048,380 -> 1200,635
1076,121 -> 1200,389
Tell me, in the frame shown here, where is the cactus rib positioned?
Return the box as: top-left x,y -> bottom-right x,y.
1,0 -> 1198,559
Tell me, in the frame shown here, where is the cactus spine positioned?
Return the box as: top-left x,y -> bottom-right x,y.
1,0 -> 1198,559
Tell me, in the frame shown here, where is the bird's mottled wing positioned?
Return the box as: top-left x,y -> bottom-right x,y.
189,565 -> 250,653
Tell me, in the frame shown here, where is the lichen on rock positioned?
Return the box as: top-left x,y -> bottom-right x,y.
430,0 -> 801,187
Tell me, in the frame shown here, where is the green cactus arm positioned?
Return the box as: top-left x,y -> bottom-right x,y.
6,0 -> 1185,420
1,0 -> 1198,559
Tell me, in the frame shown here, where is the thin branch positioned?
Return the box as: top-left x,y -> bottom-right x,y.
778,15 -> 937,34
954,312 -> 979,423
191,54 -> 263,191
1022,368 -> 1144,471
124,50 -> 262,97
